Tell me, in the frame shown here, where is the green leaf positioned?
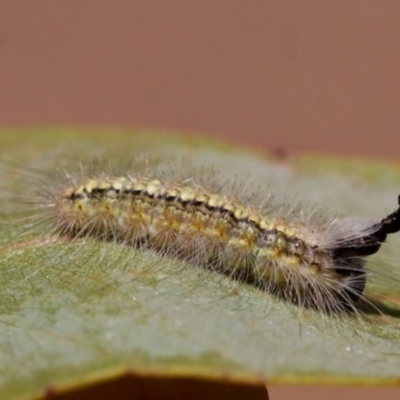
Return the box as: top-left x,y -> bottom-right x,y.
1,128 -> 400,399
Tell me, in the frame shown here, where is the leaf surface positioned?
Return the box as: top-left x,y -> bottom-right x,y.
0,128 -> 399,399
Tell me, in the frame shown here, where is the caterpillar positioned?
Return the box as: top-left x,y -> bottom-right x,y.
8,157 -> 400,315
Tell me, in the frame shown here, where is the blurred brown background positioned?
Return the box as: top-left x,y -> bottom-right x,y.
0,1 -> 399,399
1,1 -> 399,159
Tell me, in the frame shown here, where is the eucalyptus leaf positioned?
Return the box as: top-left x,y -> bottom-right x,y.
0,129 -> 399,399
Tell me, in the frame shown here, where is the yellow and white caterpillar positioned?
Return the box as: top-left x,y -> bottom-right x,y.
12,157 -> 400,315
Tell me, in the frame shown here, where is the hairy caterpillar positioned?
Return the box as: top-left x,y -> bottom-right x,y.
6,156 -> 400,315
